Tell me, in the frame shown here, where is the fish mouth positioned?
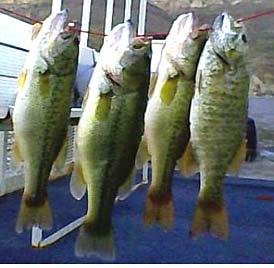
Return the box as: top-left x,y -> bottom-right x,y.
220,12 -> 232,33
167,12 -> 199,42
213,12 -> 236,34
211,12 -> 248,66
178,12 -> 198,34
104,20 -> 134,49
130,36 -> 151,50
43,9 -> 69,40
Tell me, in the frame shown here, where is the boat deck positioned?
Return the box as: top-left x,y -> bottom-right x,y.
1,172 -> 274,263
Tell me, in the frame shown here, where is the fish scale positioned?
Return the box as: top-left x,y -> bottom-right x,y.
72,21 -> 151,260
141,12 -> 208,230
13,10 -> 79,233
189,12 -> 249,239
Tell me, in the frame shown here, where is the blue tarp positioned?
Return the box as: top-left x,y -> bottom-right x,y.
1,172 -> 274,264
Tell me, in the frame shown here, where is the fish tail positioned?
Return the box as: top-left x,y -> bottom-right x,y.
15,196 -> 53,233
190,198 -> 229,240
75,222 -> 115,261
144,188 -> 174,230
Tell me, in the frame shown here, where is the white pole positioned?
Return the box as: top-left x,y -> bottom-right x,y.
124,0 -> 132,22
104,0 -> 115,35
142,161 -> 149,184
80,0 -> 93,47
138,0 -> 148,35
31,226 -> 43,247
51,0 -> 62,13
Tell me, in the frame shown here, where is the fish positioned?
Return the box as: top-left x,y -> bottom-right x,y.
12,9 -> 79,233
184,12 -> 249,239
70,21 -> 151,260
141,12 -> 208,229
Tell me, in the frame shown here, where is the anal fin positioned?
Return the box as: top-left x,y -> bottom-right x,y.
50,135 -> 73,180
177,142 -> 199,177
118,168 -> 136,199
70,159 -> 86,200
227,139 -> 247,176
135,135 -> 150,170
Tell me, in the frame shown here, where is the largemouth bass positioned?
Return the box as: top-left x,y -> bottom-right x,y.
71,21 -> 151,260
186,12 -> 249,239
13,9 -> 79,233
142,12 -> 208,229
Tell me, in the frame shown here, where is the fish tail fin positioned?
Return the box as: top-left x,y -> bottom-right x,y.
15,197 -> 53,233
75,223 -> 115,261
190,198 -> 229,240
144,188 -> 174,230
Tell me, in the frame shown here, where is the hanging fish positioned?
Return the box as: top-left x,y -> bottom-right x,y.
70,21 -> 151,260
183,12 -> 249,239
141,12 -> 208,229
12,9 -> 79,233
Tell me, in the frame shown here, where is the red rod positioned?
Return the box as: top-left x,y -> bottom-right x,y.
237,8 -> 274,22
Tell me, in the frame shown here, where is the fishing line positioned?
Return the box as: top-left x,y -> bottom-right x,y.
0,6 -> 274,38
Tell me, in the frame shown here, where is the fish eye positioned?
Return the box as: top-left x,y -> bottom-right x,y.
241,34 -> 247,43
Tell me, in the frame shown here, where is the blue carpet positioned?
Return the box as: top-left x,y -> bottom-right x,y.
0,171 -> 274,264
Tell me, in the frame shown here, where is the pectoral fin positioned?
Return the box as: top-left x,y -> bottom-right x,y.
148,72 -> 158,98
159,75 -> 178,105
12,136 -> 23,165
82,88 -> 89,109
196,70 -> 202,94
31,23 -> 42,40
177,142 -> 199,177
95,94 -> 112,121
17,70 -> 28,92
227,139 -> 247,176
